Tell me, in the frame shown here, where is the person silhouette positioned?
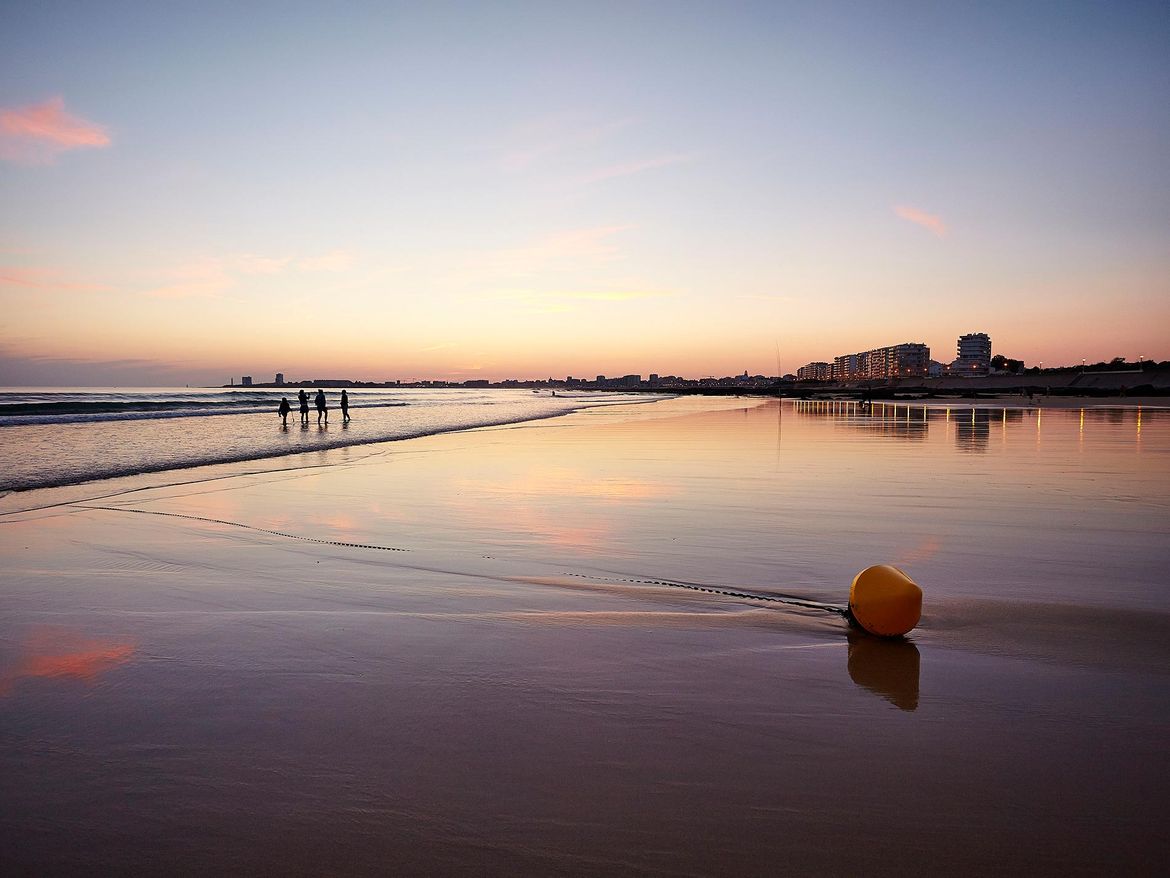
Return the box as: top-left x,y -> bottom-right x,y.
315,388 -> 328,425
278,396 -> 291,427
341,389 -> 350,423
298,388 -> 310,425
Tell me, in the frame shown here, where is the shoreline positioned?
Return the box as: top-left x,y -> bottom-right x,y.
2,393 -> 1163,502
0,390 -> 670,497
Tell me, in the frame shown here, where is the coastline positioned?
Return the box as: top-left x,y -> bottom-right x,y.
0,388 -> 666,496
1,396 -> 1165,875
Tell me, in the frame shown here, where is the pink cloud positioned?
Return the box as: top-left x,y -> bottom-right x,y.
0,97 -> 111,164
577,152 -> 698,185
295,249 -> 355,272
0,265 -> 112,293
499,113 -> 634,171
466,225 -> 633,279
893,204 -> 947,237
145,249 -> 357,298
146,259 -> 233,299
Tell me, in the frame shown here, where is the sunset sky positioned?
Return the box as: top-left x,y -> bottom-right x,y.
2,1 -> 1168,385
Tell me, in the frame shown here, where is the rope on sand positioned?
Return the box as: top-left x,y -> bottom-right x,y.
70,504 -> 834,611
562,572 -> 848,616
71,504 -> 409,552
70,504 -> 921,635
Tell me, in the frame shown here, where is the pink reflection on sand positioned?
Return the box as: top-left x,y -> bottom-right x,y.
459,466 -> 673,502
456,494 -> 607,551
307,512 -> 360,541
0,628 -> 136,695
529,520 -> 607,552
893,535 -> 942,566
450,466 -> 672,552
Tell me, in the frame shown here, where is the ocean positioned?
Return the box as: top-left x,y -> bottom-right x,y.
0,386 -> 658,493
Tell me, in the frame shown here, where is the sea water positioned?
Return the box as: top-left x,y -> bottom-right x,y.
0,387 -> 656,492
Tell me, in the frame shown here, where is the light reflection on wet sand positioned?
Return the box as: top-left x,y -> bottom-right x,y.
0,397 -> 1167,875
0,628 -> 136,696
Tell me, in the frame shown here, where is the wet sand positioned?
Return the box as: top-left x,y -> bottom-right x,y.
923,394 -> 1169,409
1,398 -> 1167,875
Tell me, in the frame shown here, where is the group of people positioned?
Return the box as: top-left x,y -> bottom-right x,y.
277,388 -> 350,427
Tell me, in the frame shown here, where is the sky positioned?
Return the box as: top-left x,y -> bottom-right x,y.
1,0 -> 1168,385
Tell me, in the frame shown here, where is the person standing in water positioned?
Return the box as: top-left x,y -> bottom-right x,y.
315,388 -> 328,425
298,388 -> 310,425
341,389 -> 350,423
278,396 -> 291,427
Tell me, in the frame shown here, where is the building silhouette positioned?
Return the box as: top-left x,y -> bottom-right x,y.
797,362 -> 831,381
952,332 -> 991,376
830,343 -> 930,380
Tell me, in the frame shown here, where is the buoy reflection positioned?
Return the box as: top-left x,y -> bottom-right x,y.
846,631 -> 920,711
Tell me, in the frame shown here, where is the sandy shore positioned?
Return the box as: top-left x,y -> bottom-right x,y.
1,397 -> 1166,876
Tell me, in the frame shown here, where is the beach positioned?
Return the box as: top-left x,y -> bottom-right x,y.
1,396 -> 1167,876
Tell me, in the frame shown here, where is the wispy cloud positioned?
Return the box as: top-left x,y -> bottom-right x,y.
893,204 -> 947,237
736,293 -> 795,303
0,265 -> 112,293
0,347 -> 197,387
500,289 -> 672,303
234,254 -> 290,275
497,112 -> 633,171
463,225 -> 632,279
488,286 -> 673,314
145,250 -> 357,298
295,249 -> 355,272
0,97 -> 110,164
146,259 -> 233,299
576,152 -> 698,186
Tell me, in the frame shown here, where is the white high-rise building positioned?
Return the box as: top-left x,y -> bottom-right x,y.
952,333 -> 991,376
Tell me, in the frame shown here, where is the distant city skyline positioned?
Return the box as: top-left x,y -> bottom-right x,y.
2,2 -> 1168,386
235,350 -> 1162,391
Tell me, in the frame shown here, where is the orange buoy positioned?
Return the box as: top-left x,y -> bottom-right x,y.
848,564 -> 922,637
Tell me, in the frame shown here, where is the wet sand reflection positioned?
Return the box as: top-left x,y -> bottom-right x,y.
0,627 -> 136,696
846,631 -> 920,711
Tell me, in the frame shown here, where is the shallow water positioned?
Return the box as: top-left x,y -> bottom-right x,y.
0,386 -> 654,491
1,397 -> 1167,875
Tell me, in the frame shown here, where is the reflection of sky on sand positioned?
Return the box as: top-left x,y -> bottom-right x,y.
893,535 -> 942,566
89,396 -> 1170,613
448,466 -> 676,553
0,628 -> 135,696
